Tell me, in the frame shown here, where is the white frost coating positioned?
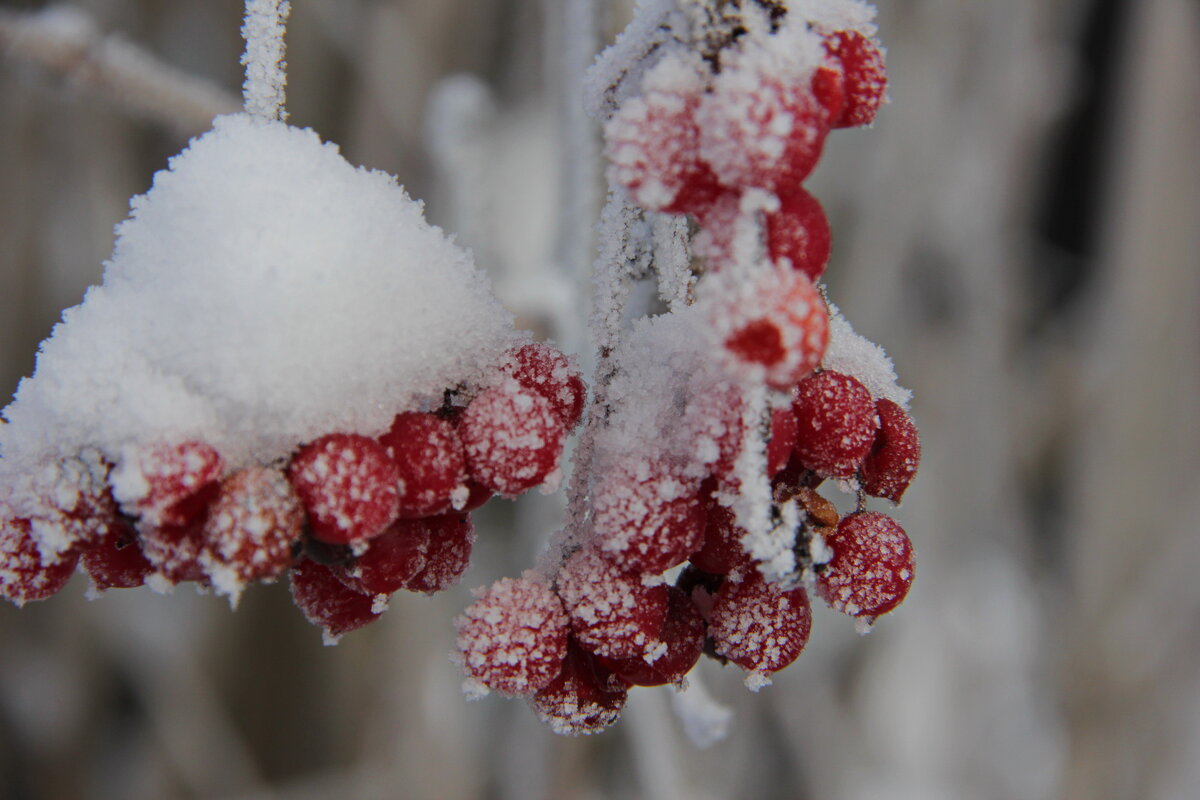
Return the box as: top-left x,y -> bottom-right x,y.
795,0 -> 878,36
0,114 -> 515,501
241,0 -> 290,121
822,304 -> 912,408
583,0 -> 682,122
651,213 -> 692,311
670,674 -> 733,748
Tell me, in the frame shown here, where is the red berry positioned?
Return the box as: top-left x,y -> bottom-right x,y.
333,517 -> 430,596
709,573 -> 812,678
791,370 -> 879,478
200,467 -> 304,598
861,400 -> 921,503
556,547 -> 669,660
0,517 -> 78,606
597,586 -> 705,687
404,513 -> 475,594
378,413 -> 467,518
824,31 -> 887,128
689,494 -> 752,576
139,520 -> 207,587
501,342 -> 587,429
289,559 -> 382,643
288,433 -> 401,545
111,441 -> 223,528
457,481 -> 493,512
459,383 -> 565,497
456,575 -> 570,696
765,188 -> 832,282
591,462 -> 705,574
530,641 -> 629,736
766,405 -> 798,478
81,521 -> 152,591
816,511 -> 914,617
715,266 -> 829,390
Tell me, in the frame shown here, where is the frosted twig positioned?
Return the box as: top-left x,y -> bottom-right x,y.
241,0 -> 291,121
0,6 -> 239,134
651,213 -> 694,311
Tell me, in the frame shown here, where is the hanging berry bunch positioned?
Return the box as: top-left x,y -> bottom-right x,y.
453,0 -> 920,736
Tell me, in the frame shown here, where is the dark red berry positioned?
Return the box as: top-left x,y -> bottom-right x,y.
766,405 -> 798,477
81,520 -> 152,591
459,383 -> 565,497
861,399 -> 920,503
111,441 -> 223,528
530,641 -> 629,736
708,573 -> 812,679
765,188 -> 832,282
0,517 -> 78,606
816,511 -> 914,618
597,586 -> 705,687
791,370 -> 879,479
333,517 -> 430,596
404,513 -> 475,594
289,559 -> 382,643
288,433 -> 401,545
556,546 -> 669,660
456,575 -> 570,696
501,342 -> 586,429
824,30 -> 887,128
378,413 -> 467,518
591,463 -> 705,574
689,494 -> 752,577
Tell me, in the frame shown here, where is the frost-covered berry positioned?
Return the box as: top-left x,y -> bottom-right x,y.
597,586 -> 705,687
530,641 -> 629,736
861,399 -> 921,503
766,405 -> 799,477
591,462 -> 705,574
110,441 -> 224,528
288,433 -> 401,545
556,546 -> 669,660
140,519 -> 208,588
0,517 -> 79,606
689,495 -> 752,577
200,467 -> 304,600
715,266 -> 829,390
605,51 -> 724,215
791,370 -> 879,478
765,188 -> 832,282
81,521 -> 152,592
333,517 -> 430,596
456,575 -> 570,697
405,513 -> 475,594
681,385 -> 745,482
378,412 -> 467,518
289,559 -> 382,644
816,511 -> 914,618
824,30 -> 887,128
501,342 -> 586,430
708,573 -> 812,681
459,383 -> 565,497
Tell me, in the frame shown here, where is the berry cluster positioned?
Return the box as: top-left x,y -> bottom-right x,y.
0,341 -> 584,643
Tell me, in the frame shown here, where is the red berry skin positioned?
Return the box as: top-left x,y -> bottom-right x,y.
766,406 -> 799,478
502,342 -> 587,430
333,518 -> 430,596
791,371 -> 879,479
81,521 -> 153,591
556,546 -> 670,660
456,576 -> 570,696
0,517 -> 79,606
861,400 -> 921,503
459,383 -> 565,497
404,513 -> 475,594
824,31 -> 887,128
378,413 -> 468,519
766,188 -> 832,282
112,441 -> 224,528
288,433 -> 401,545
592,465 -> 706,575
709,573 -> 812,677
289,559 -> 382,643
597,586 -> 705,687
530,641 -> 629,736
816,511 -> 914,617
201,467 -> 305,594
689,495 -> 752,577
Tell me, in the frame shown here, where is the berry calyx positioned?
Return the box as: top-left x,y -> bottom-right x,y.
288,433 -> 401,545
378,412 -> 468,518
816,511 -> 914,618
861,399 -> 921,503
791,370 -> 879,478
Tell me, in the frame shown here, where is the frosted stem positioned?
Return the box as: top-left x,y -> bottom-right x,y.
240,0 -> 291,121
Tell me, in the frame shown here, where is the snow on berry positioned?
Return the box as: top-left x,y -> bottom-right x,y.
458,381 -> 565,497
596,586 -> 706,687
556,546 -> 670,660
109,441 -> 224,529
404,513 -> 475,595
378,412 -> 467,518
80,520 -> 153,593
139,521 -> 208,589
0,516 -> 79,606
530,641 -> 629,736
765,188 -> 832,282
708,573 -> 813,684
816,511 -> 914,618
680,384 -> 745,482
456,574 -> 570,697
591,459 -> 705,574
288,433 -> 400,545
604,50 -> 724,215
822,305 -> 912,408
823,30 -> 887,128
289,558 -> 382,645
500,342 -> 587,430
200,466 -> 304,602
333,517 -> 430,597
791,370 -> 879,479
861,399 -> 921,503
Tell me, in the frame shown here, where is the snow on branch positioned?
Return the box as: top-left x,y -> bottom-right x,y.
241,0 -> 291,121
